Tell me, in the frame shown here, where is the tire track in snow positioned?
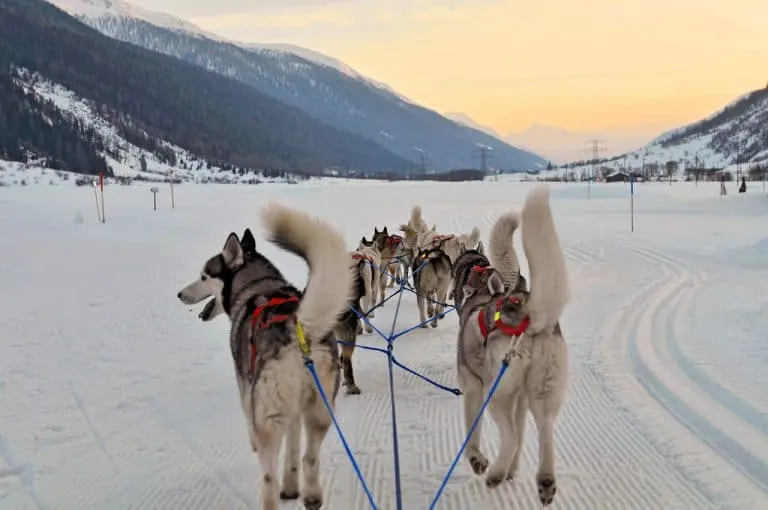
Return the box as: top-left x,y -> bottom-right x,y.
606,240 -> 768,496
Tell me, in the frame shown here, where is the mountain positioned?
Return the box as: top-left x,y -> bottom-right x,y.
1,0 -> 416,179
50,0 -> 546,172
603,88 -> 768,170
443,112 -> 503,139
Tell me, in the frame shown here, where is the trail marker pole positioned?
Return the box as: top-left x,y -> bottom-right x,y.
630,175 -> 635,233
169,170 -> 175,209
92,181 -> 102,222
99,172 -> 105,223
151,187 -> 159,211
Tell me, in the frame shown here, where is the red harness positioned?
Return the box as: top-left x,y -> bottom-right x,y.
352,252 -> 375,264
386,235 -> 403,247
468,264 -> 491,289
477,296 -> 530,341
248,296 -> 299,375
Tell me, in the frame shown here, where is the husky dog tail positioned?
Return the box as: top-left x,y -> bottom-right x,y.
489,211 -> 521,290
521,185 -> 569,334
410,205 -> 428,232
261,203 -> 356,341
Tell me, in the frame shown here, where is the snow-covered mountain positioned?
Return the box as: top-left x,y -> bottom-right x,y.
605,88 -> 768,169
49,0 -> 546,171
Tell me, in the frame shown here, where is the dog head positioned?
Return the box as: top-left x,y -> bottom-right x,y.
357,235 -> 376,252
177,228 -> 256,322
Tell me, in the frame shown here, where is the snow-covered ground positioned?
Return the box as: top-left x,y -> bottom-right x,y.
1,179 -> 767,509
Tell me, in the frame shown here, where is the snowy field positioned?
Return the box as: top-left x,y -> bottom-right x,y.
1,179 -> 768,510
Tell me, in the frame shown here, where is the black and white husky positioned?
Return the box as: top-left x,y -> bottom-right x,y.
177,203 -> 355,510
454,186 -> 569,506
334,251 -> 370,395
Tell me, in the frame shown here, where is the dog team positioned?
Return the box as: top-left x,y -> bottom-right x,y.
176,184 -> 570,510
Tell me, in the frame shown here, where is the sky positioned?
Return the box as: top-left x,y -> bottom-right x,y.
129,0 -> 768,140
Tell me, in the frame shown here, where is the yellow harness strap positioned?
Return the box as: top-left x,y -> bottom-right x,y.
295,322 -> 310,355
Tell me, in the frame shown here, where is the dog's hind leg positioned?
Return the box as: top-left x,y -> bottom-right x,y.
416,290 -> 428,328
506,391 -> 529,481
280,417 -> 301,500
301,360 -> 337,510
529,394 -> 561,506
378,265 -> 388,304
255,428 -> 284,510
361,265 -> 374,332
485,393 -> 518,489
339,339 -> 361,395
459,370 -> 489,475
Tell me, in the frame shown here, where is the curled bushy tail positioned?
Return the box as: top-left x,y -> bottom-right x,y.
410,205 -> 427,232
489,211 -> 521,290
521,185 -> 569,334
261,203 -> 355,342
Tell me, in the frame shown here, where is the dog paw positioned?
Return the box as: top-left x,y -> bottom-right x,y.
485,470 -> 506,489
368,311 -> 376,319
365,326 -> 373,334
345,384 -> 361,395
430,320 -> 438,328
468,452 -> 488,475
537,475 -> 557,506
420,323 -> 429,329
280,489 -> 300,500
303,497 -> 322,510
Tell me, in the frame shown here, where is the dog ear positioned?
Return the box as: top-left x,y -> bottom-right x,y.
459,242 -> 467,255
361,236 -> 368,244
374,227 -> 380,237
383,226 -> 389,236
222,232 -> 244,267
476,241 -> 485,255
240,228 -> 256,254
486,271 -> 505,295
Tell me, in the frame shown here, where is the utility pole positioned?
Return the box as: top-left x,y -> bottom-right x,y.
586,139 -> 606,199
475,144 -> 493,177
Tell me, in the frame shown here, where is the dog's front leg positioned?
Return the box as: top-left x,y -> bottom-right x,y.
280,417 -> 301,500
485,394 -> 518,488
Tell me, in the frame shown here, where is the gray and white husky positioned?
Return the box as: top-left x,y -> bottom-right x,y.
177,203 -> 355,510
411,240 -> 453,329
454,185 -> 569,506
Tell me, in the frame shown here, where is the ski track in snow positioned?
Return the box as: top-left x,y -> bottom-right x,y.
1,180 -> 767,509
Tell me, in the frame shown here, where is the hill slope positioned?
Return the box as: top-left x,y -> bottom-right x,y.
50,0 -> 546,172
565,88 -> 768,171
0,0 -> 412,176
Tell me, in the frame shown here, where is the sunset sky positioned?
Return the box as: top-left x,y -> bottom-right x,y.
133,0 -> 767,137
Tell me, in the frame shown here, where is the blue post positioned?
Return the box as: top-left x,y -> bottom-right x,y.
630,174 -> 635,232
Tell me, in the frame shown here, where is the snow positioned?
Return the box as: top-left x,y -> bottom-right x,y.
1,179 -> 768,509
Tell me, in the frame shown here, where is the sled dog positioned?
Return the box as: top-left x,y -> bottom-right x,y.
372,226 -> 407,291
334,252 -> 369,395
455,185 -> 569,506
177,203 -> 355,510
411,238 -> 453,329
355,236 -> 382,323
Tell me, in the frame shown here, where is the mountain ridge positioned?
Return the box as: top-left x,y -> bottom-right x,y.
1,0 -> 414,176
50,0 -> 546,171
